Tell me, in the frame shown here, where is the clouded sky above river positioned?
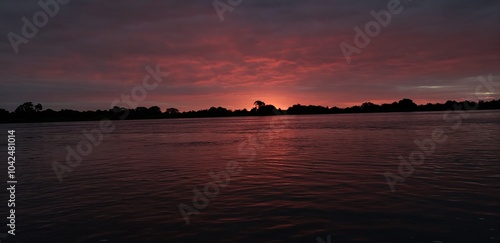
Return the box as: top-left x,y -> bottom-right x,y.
0,0 -> 499,111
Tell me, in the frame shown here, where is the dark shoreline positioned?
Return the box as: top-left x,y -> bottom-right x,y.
2,98 -> 499,124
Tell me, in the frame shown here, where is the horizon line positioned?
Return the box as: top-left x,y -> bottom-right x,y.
3,97 -> 499,113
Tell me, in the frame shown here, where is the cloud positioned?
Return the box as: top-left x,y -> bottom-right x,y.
0,0 -> 499,111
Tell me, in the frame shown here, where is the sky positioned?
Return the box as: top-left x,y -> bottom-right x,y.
0,0 -> 499,112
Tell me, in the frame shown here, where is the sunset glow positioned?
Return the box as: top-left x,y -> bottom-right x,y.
1,0 -> 499,111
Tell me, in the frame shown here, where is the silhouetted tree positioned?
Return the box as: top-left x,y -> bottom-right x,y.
251,100 -> 282,115
15,102 -> 35,113
397,98 -> 417,111
148,106 -> 162,115
34,103 -> 43,112
254,100 -> 266,110
257,105 -> 280,115
361,102 -> 379,112
208,106 -> 230,116
165,108 -> 180,115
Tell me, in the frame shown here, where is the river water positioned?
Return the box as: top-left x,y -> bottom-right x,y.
1,110 -> 499,242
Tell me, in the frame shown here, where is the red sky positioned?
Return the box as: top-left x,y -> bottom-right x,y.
0,0 -> 499,111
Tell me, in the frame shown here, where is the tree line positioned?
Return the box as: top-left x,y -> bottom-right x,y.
1,99 -> 499,123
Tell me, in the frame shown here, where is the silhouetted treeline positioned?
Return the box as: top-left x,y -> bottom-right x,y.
287,99 -> 500,114
1,99 -> 499,123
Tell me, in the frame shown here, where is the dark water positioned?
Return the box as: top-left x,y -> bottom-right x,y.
1,111 -> 499,242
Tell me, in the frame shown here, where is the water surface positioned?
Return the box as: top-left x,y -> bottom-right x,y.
2,111 -> 499,242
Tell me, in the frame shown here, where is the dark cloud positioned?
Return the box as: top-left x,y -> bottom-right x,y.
0,0 -> 499,111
